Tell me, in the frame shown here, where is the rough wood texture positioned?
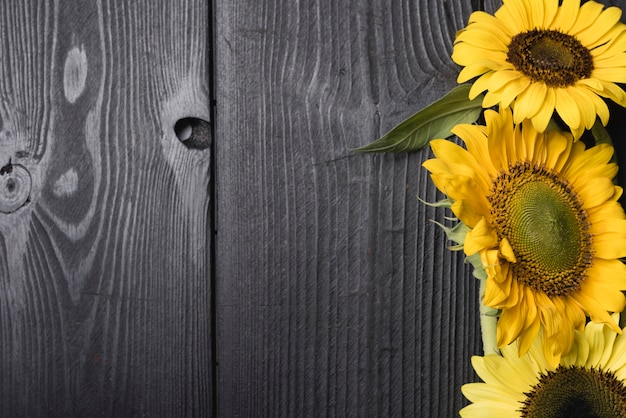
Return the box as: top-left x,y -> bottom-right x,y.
6,0 -> 626,416
215,1 -> 482,416
0,1 -> 212,416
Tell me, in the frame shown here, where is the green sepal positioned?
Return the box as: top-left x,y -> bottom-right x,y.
430,218 -> 488,279
421,194 -> 488,280
591,119 -> 613,147
465,253 -> 488,280
430,219 -> 469,251
591,120 -> 618,169
546,118 -> 562,133
417,196 -> 454,208
353,84 -> 484,153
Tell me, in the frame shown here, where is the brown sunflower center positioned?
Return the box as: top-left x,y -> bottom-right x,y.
489,162 -> 592,297
507,29 -> 594,87
520,365 -> 626,418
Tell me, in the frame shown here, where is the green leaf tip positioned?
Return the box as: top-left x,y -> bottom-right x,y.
429,219 -> 469,249
416,195 -> 453,208
352,84 -> 484,153
591,119 -> 613,148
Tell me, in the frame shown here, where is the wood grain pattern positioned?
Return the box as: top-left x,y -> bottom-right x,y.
6,0 -> 626,416
215,1 -> 481,416
0,1 -> 213,416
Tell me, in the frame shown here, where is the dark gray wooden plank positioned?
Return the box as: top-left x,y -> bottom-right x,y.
0,1 -> 213,416
215,1 -> 481,416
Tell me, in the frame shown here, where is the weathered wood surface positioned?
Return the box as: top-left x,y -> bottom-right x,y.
0,1 -> 212,416
5,0 -> 626,416
215,1 -> 482,416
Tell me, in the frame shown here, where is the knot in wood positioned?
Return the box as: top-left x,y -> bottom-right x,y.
0,162 -> 32,213
175,118 -> 212,150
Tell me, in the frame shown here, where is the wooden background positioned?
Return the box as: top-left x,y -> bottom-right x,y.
1,0 -> 625,416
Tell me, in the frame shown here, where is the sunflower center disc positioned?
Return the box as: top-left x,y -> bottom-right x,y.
507,29 -> 594,87
521,366 -> 626,418
489,163 -> 592,296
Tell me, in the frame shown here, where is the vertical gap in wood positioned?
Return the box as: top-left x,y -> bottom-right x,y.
207,0 -> 218,416
471,0 -> 484,11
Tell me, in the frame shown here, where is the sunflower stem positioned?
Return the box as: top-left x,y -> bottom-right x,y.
479,277 -> 500,355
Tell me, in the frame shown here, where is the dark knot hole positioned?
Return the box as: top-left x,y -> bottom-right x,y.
174,118 -> 212,150
6,178 -> 15,193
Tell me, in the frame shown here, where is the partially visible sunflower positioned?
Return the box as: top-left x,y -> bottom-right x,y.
422,107 -> 626,366
452,0 -> 626,139
460,317 -> 626,418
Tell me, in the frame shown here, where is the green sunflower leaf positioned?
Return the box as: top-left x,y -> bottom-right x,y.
591,119 -> 613,147
352,84 -> 484,153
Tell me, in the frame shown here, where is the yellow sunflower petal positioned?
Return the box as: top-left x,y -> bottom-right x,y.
543,129 -> 570,170
564,85 -> 598,129
593,28 -> 626,57
554,87 -> 582,129
572,291 -> 618,331
517,312 -> 541,356
497,298 -> 531,347
592,67 -> 626,84
429,139 -> 490,189
585,260 -> 626,304
453,0 -> 626,134
530,87 -> 556,132
576,81 -> 611,125
456,27 -> 509,50
584,319 -> 620,369
593,53 -> 626,71
575,6 -> 622,46
498,237 -> 516,263
587,200 -> 626,221
424,108 -> 626,365
484,267 -> 514,306
463,310 -> 626,415
460,402 -> 522,418
452,124 -> 498,178
451,198 -> 491,227
494,0 -> 529,34
552,0 -> 581,32
591,227 -> 626,259
481,350 -> 538,394
458,64 -> 491,84
461,383 -> 523,404
591,80 -> 626,106
469,72 -> 495,100
512,82 -> 547,123
607,326 -> 626,372
487,70 -> 524,92
574,177 -> 616,209
579,275 -> 626,314
538,0 -> 558,28
562,143 -> 614,182
467,10 -> 514,38
500,77 -> 531,108
464,217 -> 498,256
570,1 -> 605,35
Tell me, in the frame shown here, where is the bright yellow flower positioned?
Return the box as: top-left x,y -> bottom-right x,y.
452,0 -> 626,139
460,317 -> 626,417
423,107 -> 626,366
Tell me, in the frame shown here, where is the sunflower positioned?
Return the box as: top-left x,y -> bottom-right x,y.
460,317 -> 626,417
452,0 -> 626,139
422,107 -> 626,366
